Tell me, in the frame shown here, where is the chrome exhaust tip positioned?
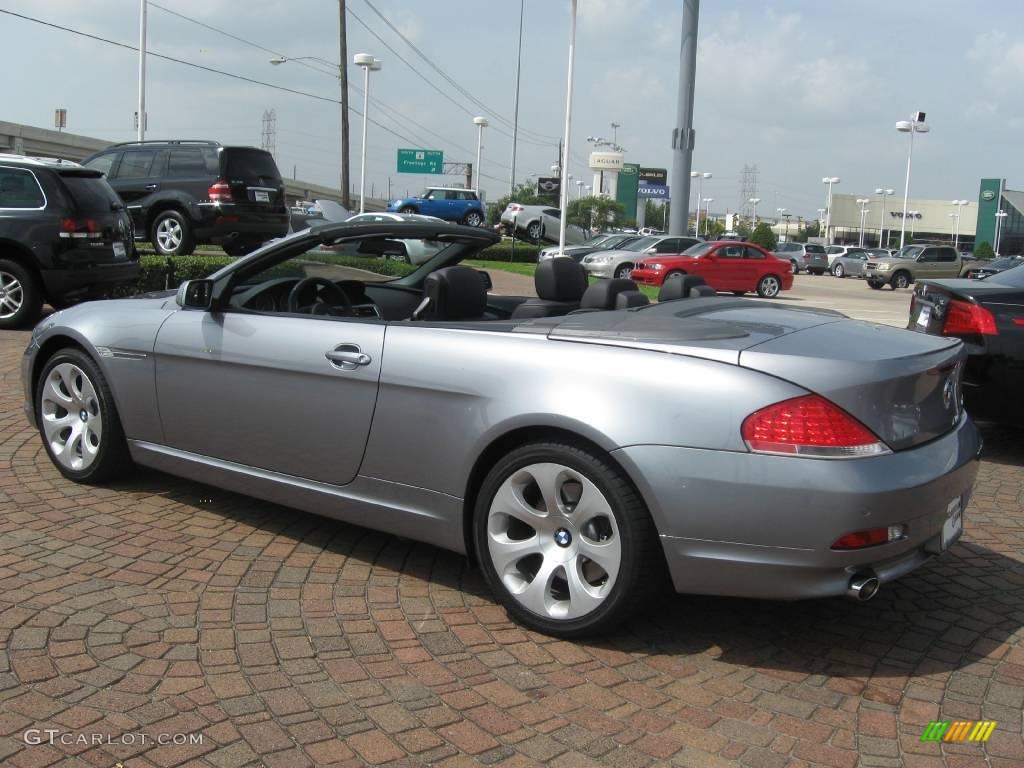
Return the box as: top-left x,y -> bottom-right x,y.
847,574 -> 880,602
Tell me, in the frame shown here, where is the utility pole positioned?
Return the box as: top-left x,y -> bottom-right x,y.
339,0 -> 351,209
509,0 -> 524,195
668,0 -> 699,235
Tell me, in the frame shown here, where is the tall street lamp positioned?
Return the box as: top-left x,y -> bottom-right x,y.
690,171 -> 711,236
702,197 -> 713,235
353,53 -> 381,213
575,179 -> 584,199
995,209 -> 1009,255
908,210 -> 921,239
749,197 -> 760,228
556,0 -> 579,256
875,188 -> 895,248
856,198 -> 870,247
472,116 -> 488,192
776,207 -> 788,240
822,177 -> 840,245
896,111 -> 929,249
949,200 -> 969,249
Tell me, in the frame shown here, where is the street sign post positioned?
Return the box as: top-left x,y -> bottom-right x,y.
397,149 -> 444,174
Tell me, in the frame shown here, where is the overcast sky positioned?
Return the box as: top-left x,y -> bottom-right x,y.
3,0 -> 1022,219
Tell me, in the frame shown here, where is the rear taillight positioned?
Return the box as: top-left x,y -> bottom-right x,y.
741,394 -> 890,459
943,299 -> 997,336
509,204 -> 524,212
59,218 -> 102,239
208,179 -> 232,202
831,525 -> 906,550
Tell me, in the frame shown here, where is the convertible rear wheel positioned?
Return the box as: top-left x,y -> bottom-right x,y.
36,349 -> 130,484
474,441 -> 661,637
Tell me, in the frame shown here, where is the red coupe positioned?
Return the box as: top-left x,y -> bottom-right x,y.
631,241 -> 794,297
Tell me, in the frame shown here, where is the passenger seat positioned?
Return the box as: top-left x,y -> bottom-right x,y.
511,258 -> 588,318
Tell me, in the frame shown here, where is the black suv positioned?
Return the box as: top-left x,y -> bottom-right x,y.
81,140 -> 289,257
0,155 -> 138,329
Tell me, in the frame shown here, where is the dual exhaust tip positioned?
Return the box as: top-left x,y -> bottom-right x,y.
847,574 -> 880,602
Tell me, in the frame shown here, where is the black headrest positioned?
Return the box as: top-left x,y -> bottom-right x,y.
690,284 -> 716,297
423,266 -> 487,320
535,258 -> 588,302
580,278 -> 636,310
658,274 -> 708,302
615,291 -> 650,309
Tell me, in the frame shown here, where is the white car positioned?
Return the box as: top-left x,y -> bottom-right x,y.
825,245 -> 868,267
582,234 -> 704,279
499,203 -> 587,245
344,212 -> 447,265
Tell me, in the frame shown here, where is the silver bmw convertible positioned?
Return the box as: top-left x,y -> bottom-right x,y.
22,221 -> 980,636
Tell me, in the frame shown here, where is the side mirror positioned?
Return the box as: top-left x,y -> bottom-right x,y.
644,247 -> 656,254
176,279 -> 213,310
478,270 -> 493,290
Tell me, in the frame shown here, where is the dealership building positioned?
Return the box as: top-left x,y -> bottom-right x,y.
818,179 -> 1023,254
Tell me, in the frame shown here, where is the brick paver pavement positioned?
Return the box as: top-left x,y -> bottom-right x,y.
1,325 -> 1022,768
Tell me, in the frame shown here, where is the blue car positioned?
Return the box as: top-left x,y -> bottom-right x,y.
387,187 -> 485,227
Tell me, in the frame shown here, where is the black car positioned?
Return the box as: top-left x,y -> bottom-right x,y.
909,264 -> 1024,427
0,155 -> 138,329
81,140 -> 289,257
963,256 -> 1023,279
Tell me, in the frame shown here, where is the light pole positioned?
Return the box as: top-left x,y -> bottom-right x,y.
994,209 -> 1008,255
575,179 -> 584,199
949,200 -> 969,249
690,171 -> 710,236
855,199 -> 870,247
748,197 -> 760,228
137,0 -> 147,141
557,0 -> 578,256
353,53 -> 381,213
896,111 -> 929,249
472,116 -> 488,192
777,207 -> 788,240
611,121 -> 621,145
875,188 -> 894,248
908,210 -> 921,239
702,197 -> 713,235
822,177 -> 840,245
782,213 -> 792,241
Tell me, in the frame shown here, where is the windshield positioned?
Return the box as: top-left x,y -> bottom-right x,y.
582,234 -> 611,247
622,236 -> 658,252
682,242 -> 715,257
989,262 -> 1024,287
893,246 -> 923,259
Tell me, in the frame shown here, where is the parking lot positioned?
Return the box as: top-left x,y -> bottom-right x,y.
0,299 -> 1022,768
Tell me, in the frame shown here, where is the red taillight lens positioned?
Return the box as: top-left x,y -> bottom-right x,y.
741,394 -> 890,458
943,299 -> 997,336
60,218 -> 101,238
831,525 -> 905,550
208,180 -> 232,202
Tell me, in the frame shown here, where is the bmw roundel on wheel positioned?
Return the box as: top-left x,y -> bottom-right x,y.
22,221 -> 981,636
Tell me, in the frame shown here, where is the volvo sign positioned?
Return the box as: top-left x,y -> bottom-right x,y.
638,184 -> 670,200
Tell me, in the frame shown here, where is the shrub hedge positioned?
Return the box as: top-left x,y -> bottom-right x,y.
477,241 -> 542,263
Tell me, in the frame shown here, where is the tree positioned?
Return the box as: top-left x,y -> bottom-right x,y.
735,221 -> 752,240
974,241 -> 995,260
487,180 -> 544,226
750,222 -> 778,252
701,219 -> 726,239
803,220 -> 820,239
566,196 -> 625,233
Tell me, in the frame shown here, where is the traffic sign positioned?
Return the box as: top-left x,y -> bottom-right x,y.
638,184 -> 670,200
397,149 -> 444,174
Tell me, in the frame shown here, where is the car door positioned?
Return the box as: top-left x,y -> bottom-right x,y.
935,246 -> 960,277
109,149 -> 161,231
917,247 -> 942,279
419,190 -> 441,217
705,244 -> 746,289
152,279 -> 385,486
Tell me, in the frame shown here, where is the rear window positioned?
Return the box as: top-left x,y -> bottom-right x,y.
223,148 -> 281,182
58,171 -> 122,213
805,244 -> 826,254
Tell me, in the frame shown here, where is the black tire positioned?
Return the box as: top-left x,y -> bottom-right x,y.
35,348 -> 131,484
462,211 -> 484,228
790,259 -> 800,275
399,206 -> 418,215
0,258 -> 43,330
613,263 -> 633,279
891,271 -> 911,290
526,221 -> 542,241
868,281 -> 883,290
833,263 -> 845,278
150,210 -> 196,256
756,274 -> 782,298
473,440 -> 663,637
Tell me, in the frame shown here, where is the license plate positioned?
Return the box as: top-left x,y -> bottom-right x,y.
113,242 -> 126,258
916,306 -> 931,328
941,496 -> 963,549
254,190 -> 270,202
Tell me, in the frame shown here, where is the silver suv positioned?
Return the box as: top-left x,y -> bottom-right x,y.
864,245 -> 962,290
774,242 -> 829,275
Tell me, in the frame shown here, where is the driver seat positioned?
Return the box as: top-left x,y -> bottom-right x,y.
413,266 -> 488,321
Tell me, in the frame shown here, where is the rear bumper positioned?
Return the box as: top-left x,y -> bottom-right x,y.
612,415 -> 981,600
41,261 -> 141,300
192,204 -> 289,243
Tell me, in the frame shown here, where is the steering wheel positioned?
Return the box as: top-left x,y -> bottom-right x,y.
287,276 -> 353,316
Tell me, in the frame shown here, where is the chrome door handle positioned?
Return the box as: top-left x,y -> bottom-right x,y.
144,183 -> 159,190
325,344 -> 371,370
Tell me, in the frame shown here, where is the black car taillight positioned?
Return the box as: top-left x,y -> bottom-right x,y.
943,299 -> 997,336
207,180 -> 232,202
59,218 -> 102,239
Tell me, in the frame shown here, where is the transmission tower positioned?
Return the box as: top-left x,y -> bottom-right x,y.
739,163 -> 759,218
261,109 -> 277,157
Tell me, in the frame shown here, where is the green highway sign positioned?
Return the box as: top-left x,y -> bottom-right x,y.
397,148 -> 444,174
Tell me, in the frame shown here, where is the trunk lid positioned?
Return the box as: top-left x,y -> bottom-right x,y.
221,148 -> 286,210
54,170 -> 135,265
540,299 -> 965,450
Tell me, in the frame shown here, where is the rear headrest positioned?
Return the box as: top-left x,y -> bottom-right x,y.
535,257 -> 588,302
615,290 -> 650,309
580,278 -> 636,310
423,266 -> 487,320
659,274 -> 709,302
690,284 -> 716,297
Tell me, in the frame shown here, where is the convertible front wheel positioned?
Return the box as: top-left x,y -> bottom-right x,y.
474,441 -> 661,637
